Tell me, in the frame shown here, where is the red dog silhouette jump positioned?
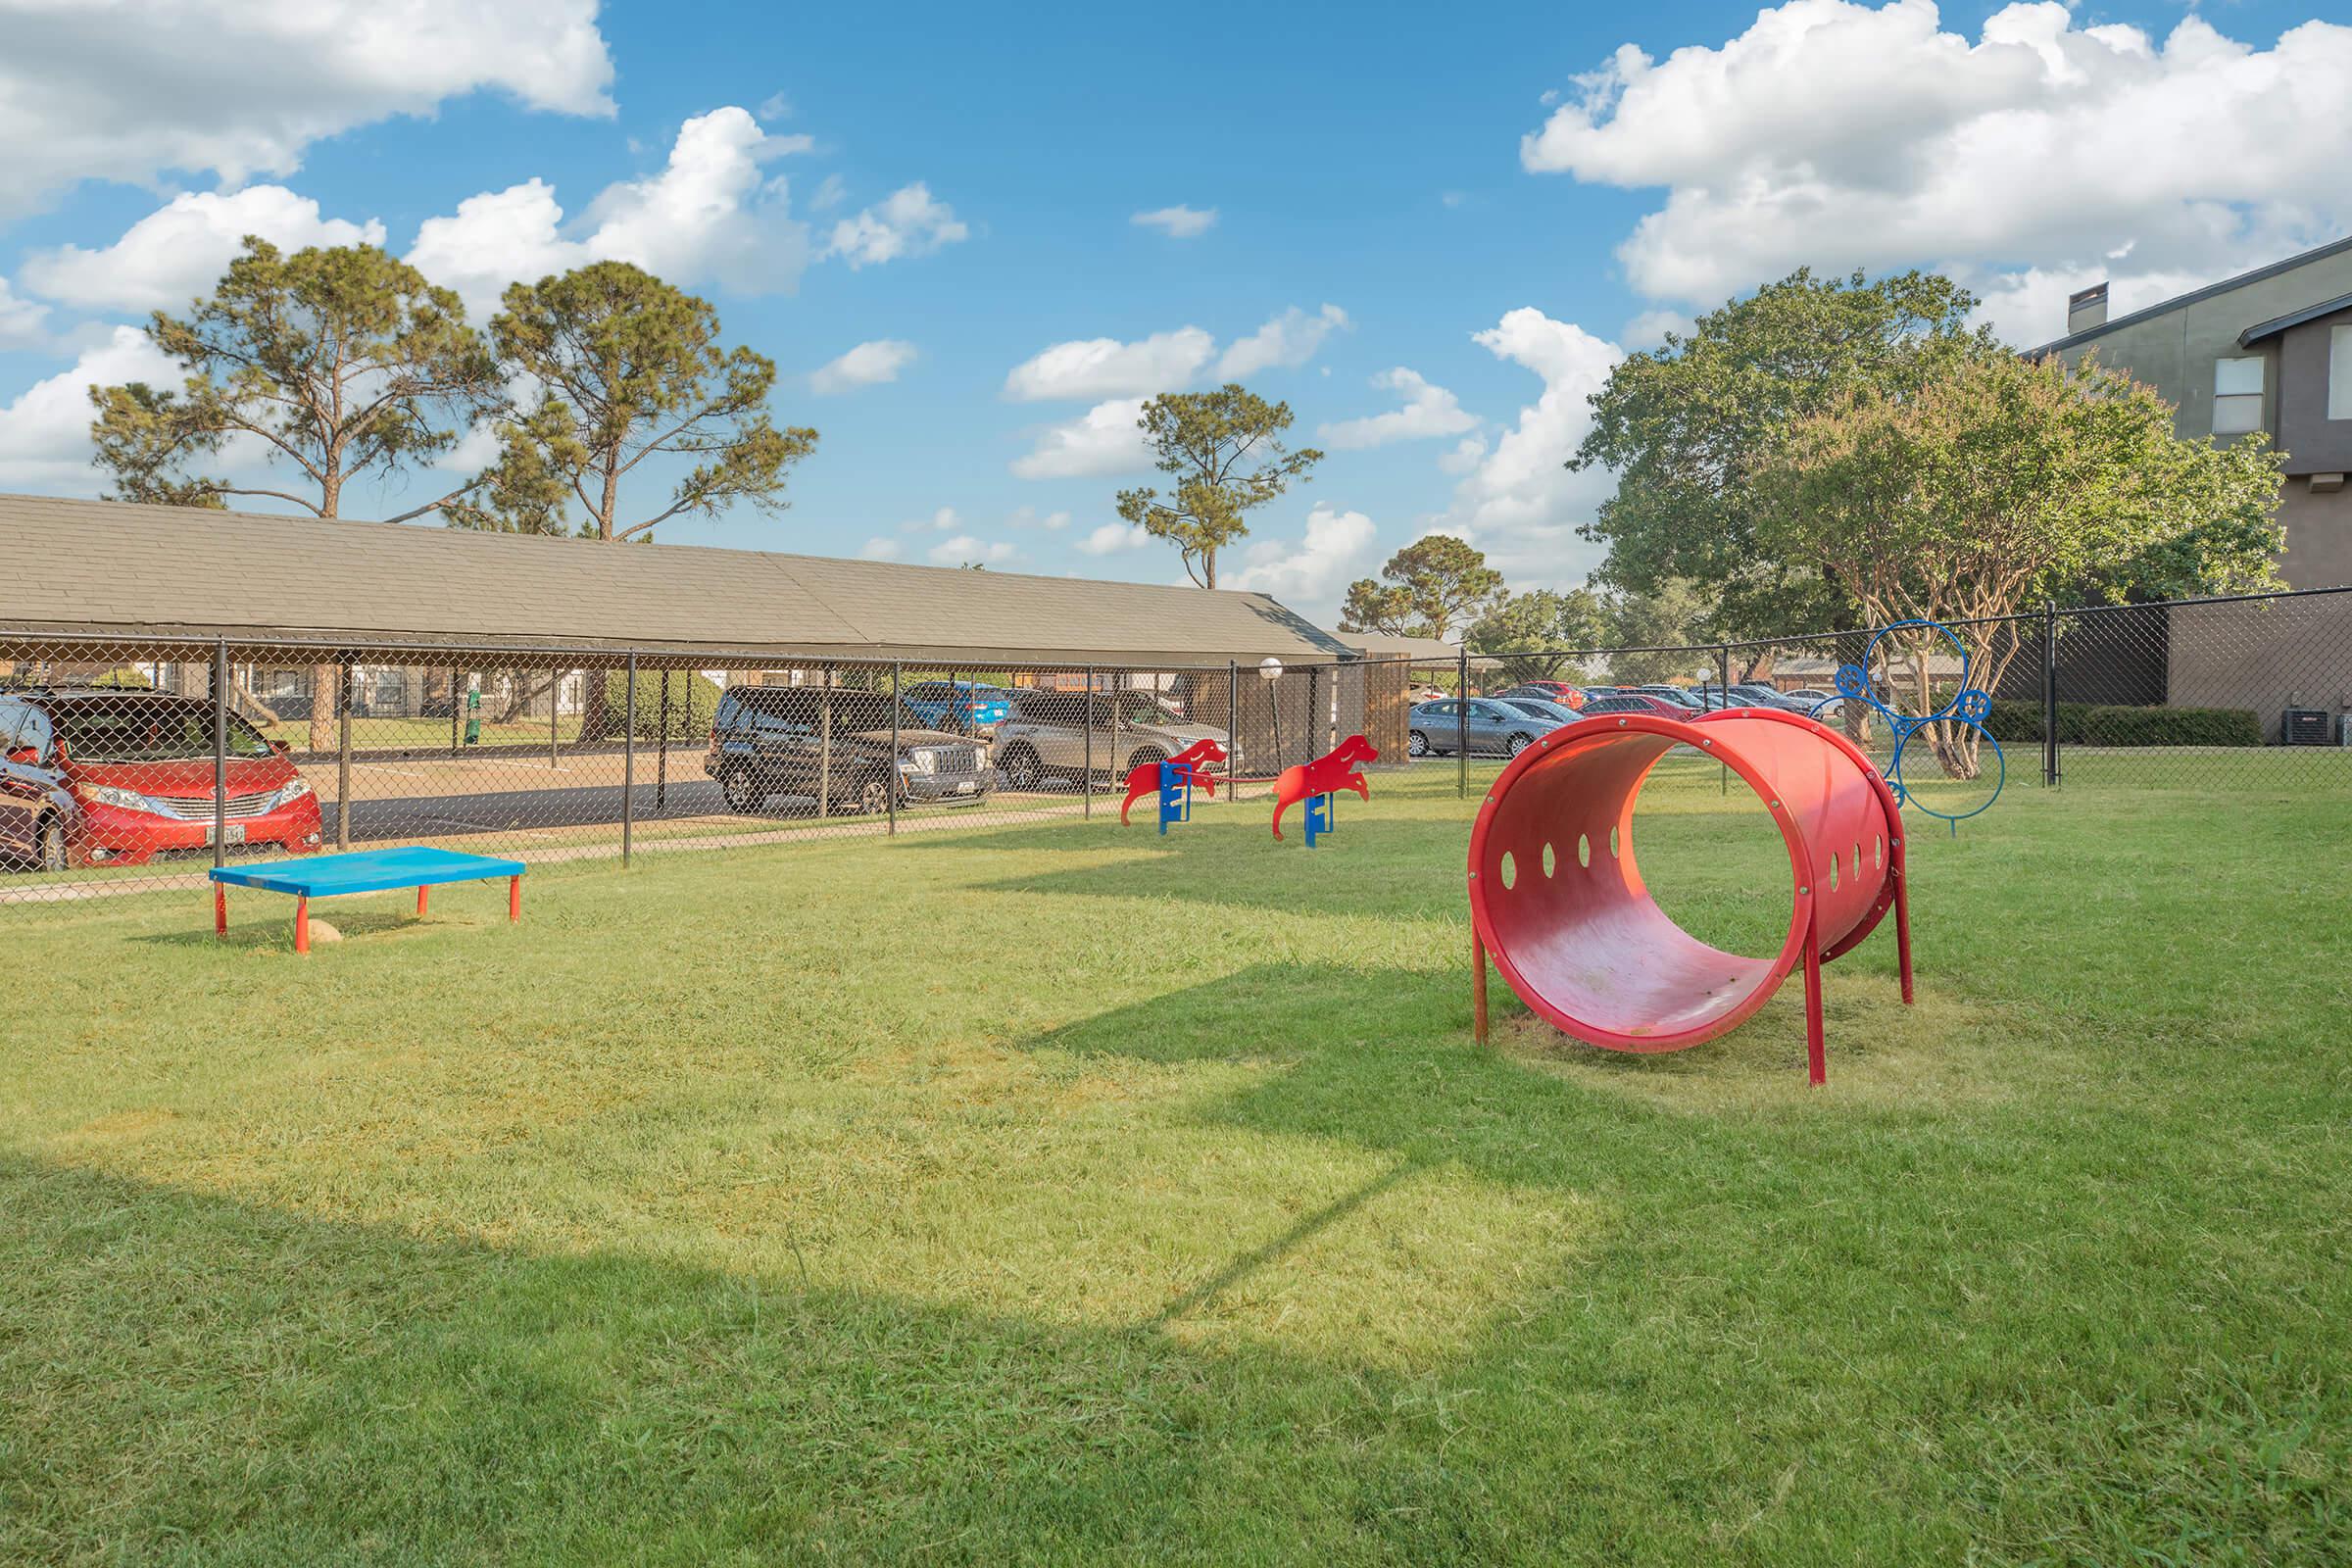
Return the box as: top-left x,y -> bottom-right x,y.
1271,734 -> 1379,839
1119,737 -> 1229,825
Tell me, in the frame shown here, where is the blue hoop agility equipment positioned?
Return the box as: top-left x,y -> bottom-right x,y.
1810,617 -> 2004,832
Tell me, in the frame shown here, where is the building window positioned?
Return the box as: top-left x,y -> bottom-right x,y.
2331,325 -> 2352,421
2213,357 -> 2264,435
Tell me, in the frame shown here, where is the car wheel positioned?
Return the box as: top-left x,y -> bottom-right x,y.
34,814 -> 68,873
1506,732 -> 1534,758
719,765 -> 764,813
999,744 -> 1043,792
1407,729 -> 1428,758
847,775 -> 893,817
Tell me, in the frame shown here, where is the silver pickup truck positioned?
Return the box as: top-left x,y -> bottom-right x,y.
990,689 -> 1234,791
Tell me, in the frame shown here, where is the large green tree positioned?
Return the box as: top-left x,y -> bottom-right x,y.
88,236 -> 498,745
1115,385 -> 1321,588
1749,350 -> 2284,775
1571,268 -> 1988,642
1463,586 -> 1607,685
449,261 -> 816,541
1339,535 -> 1503,641
1599,580 -> 1713,686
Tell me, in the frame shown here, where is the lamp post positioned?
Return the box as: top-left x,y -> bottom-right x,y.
1258,656 -> 1284,772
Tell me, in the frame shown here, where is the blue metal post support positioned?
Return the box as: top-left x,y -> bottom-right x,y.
1303,793 -> 1332,848
1156,760 -> 1189,834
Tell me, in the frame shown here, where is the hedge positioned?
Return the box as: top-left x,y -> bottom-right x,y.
599,668 -> 723,740
1979,699 -> 2263,748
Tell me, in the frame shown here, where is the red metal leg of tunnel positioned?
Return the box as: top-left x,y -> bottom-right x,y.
1467,710 -> 1911,1084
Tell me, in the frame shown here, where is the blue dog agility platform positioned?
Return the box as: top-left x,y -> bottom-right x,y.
211,846 -> 526,952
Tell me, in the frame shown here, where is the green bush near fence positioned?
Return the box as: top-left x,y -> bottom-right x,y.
600,668 -> 723,739
1982,699 -> 2263,747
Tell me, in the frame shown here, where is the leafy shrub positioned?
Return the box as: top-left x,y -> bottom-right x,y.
1980,699 -> 2262,747
601,668 -> 722,740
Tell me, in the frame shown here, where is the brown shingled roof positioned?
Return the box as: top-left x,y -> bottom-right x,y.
0,494 -> 1352,665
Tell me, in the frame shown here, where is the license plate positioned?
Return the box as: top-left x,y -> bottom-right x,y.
955,780 -> 975,794
204,823 -> 247,846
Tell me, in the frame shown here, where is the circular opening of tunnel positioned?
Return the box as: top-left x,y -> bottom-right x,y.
1630,753 -> 1801,963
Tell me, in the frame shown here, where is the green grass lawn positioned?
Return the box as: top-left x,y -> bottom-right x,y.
4,768 -> 2348,1564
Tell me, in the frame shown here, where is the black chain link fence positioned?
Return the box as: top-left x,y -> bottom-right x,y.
0,635 -> 1427,910
4,586 -> 2344,911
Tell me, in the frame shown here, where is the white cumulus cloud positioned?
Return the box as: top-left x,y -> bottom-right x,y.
809,338 -> 917,393
860,537 -> 902,561
824,183 -> 968,269
1131,205 -> 1218,238
20,186 -> 386,315
1003,328 -> 1214,402
1009,398 -> 1153,480
1228,504 -> 1381,612
0,0 -> 613,217
1441,308 -> 1622,586
1316,368 -> 1478,450
1520,2 -> 2352,344
1073,522 -> 1152,556
0,325 -> 179,489
1217,303 -> 1349,378
0,279 -> 48,349
929,534 -> 1016,565
409,107 -> 810,319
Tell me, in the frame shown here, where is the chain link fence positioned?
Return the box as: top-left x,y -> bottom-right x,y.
0,635 -> 1427,910
4,587 -> 2344,911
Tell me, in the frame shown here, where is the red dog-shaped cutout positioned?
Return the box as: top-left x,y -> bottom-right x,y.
1119,737 -> 1229,824
1271,734 -> 1379,839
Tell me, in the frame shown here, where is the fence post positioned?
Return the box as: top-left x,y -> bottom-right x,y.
819,664 -> 834,818
212,637 -> 228,870
2041,601 -> 2060,787
1083,664 -> 1094,818
1718,644 -> 1733,795
621,652 -> 636,866
1456,647 -> 1469,799
888,661 -> 901,837
1227,660 -> 1240,799
550,669 -> 561,767
336,659 -> 353,851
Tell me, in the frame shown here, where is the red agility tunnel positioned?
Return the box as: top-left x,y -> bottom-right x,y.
1467,709 -> 1913,1084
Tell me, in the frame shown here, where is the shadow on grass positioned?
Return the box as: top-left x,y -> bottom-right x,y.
0,1153 -> 1386,1566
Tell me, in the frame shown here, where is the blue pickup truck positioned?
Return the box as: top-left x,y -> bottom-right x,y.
900,680 -> 1014,734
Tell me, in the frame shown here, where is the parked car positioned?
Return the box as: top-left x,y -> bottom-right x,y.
1690,682 -> 1784,709
0,688 -> 322,871
1494,697 -> 1584,726
1406,698 -> 1572,759
1771,687 -> 1837,710
990,689 -> 1234,792
706,686 -> 995,814
1506,679 -> 1588,709
1407,685 -> 1448,704
1578,693 -> 1693,718
1494,682 -> 1589,710
900,679 -> 1013,734
1634,684 -> 1706,709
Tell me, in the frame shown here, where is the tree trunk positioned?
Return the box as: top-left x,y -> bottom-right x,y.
309,664 -> 336,751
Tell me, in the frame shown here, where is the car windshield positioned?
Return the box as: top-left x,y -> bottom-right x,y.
51,696 -> 273,761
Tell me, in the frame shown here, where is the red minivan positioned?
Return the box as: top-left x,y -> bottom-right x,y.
0,689 -> 322,870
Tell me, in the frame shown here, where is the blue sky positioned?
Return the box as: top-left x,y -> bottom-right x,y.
0,0 -> 2345,623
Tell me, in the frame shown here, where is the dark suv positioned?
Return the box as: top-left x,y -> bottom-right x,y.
705,686 -> 996,815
